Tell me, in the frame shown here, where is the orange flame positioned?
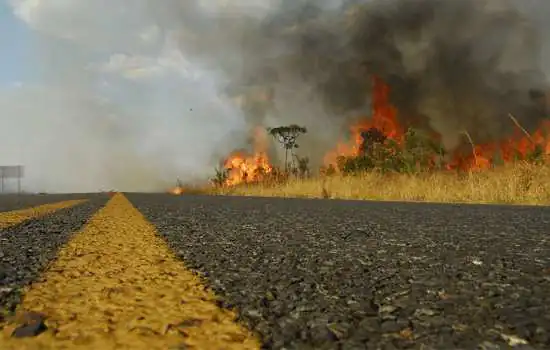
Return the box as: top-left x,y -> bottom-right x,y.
222,127 -> 273,186
168,186 -> 184,195
324,76 -> 404,166
209,75 -> 549,191
325,76 -> 550,171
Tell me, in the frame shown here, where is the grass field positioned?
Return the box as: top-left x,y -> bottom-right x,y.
207,162 -> 550,205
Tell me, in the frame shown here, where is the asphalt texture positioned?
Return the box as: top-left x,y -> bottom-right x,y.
0,193 -> 97,212
128,194 -> 550,350
0,194 -> 109,317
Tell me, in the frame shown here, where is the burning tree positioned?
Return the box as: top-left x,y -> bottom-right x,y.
267,124 -> 307,172
337,126 -> 447,174
359,127 -> 387,154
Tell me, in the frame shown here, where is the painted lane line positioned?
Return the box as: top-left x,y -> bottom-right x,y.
0,193 -> 260,350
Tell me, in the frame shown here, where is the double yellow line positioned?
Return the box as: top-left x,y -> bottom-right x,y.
0,194 -> 260,349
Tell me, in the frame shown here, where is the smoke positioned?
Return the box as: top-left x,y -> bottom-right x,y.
2,0 -> 549,192
1,0 -> 246,193
157,0 -> 550,158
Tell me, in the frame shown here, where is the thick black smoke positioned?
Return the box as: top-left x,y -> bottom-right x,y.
159,0 -> 550,158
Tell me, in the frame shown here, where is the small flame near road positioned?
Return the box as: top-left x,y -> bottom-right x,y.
168,179 -> 185,195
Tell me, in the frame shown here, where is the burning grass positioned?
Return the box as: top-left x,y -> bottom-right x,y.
208,162 -> 550,205
171,75 -> 550,205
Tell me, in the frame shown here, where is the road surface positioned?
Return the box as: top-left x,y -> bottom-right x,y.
0,193 -> 548,349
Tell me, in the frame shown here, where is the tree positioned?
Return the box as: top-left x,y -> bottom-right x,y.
267,124 -> 307,172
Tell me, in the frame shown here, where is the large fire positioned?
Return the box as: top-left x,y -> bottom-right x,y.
169,75 -> 549,193
324,76 -> 404,166
325,76 -> 550,172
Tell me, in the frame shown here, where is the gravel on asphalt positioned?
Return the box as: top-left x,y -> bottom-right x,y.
0,199 -> 89,229
0,194 -> 109,318
0,194 -> 101,213
128,193 -> 550,350
0,194 -> 259,350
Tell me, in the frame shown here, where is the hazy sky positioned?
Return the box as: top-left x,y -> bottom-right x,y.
0,0 -> 248,193
0,1 -> 31,87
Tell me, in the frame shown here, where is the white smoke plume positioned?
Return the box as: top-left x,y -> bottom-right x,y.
1,0 -> 246,193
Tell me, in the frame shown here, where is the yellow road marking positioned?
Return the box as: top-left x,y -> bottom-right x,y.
0,193 -> 260,350
0,200 -> 88,229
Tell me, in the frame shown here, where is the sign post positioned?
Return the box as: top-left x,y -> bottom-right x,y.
0,166 -> 24,194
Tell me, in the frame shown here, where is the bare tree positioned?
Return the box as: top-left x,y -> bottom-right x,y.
267,124 -> 307,172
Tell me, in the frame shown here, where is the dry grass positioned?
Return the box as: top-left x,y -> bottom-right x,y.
207,162 -> 550,205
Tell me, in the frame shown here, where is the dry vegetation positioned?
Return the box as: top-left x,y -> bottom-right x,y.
207,162 -> 550,205
184,72 -> 550,206
200,122 -> 550,205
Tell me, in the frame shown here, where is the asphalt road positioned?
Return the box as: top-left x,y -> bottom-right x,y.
0,194 -> 109,316
0,193 -> 99,212
0,193 -> 549,349
129,194 -> 550,350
